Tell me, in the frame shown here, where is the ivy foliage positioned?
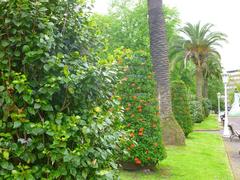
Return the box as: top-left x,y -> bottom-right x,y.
0,0 -> 125,179
116,49 -> 166,167
171,81 -> 193,137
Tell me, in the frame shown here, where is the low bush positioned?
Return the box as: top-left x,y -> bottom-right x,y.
171,81 -> 193,137
202,98 -> 212,118
189,101 -> 204,123
116,49 -> 166,167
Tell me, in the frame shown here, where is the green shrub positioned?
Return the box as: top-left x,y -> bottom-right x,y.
189,101 -> 204,123
116,49 -> 166,167
171,81 -> 193,137
0,1 -> 124,179
202,98 -> 212,117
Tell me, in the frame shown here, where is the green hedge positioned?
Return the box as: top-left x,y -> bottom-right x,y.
0,1 -> 124,179
189,101 -> 204,123
116,49 -> 166,167
171,81 -> 193,137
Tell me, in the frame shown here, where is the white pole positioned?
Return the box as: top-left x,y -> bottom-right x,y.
223,83 -> 230,137
218,95 -> 221,122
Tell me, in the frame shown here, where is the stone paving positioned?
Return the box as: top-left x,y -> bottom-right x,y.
223,117 -> 240,180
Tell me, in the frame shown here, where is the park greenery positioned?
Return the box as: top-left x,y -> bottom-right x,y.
0,0 -> 229,179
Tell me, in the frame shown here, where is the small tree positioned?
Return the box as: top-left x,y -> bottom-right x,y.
189,101 -> 204,123
116,49 -> 166,168
171,81 -> 193,137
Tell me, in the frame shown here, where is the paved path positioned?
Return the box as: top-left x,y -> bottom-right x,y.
222,117 -> 240,180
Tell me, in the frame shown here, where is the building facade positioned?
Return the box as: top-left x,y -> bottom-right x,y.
227,69 -> 240,92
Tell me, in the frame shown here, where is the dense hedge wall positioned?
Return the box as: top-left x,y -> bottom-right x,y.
189,101 -> 204,123
171,81 -> 193,137
116,49 -> 166,167
0,1 -> 125,179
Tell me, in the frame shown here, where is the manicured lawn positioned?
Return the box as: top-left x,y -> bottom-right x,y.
120,120 -> 233,179
194,114 -> 220,130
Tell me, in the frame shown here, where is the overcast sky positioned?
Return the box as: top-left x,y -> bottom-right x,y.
94,0 -> 240,71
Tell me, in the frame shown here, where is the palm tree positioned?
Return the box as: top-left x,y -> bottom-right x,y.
179,22 -> 226,100
203,57 -> 222,98
147,0 -> 185,145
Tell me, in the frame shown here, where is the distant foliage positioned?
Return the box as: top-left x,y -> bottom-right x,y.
116,49 -> 166,167
189,101 -> 204,123
94,1 -> 180,53
202,98 -> 212,117
0,1 -> 124,179
171,81 -> 193,137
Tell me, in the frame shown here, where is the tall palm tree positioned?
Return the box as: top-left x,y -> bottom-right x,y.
179,22 -> 226,100
203,56 -> 222,98
147,0 -> 185,145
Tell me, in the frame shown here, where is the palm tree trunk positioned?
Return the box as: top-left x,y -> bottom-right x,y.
196,65 -> 203,100
147,0 -> 185,145
203,77 -> 208,98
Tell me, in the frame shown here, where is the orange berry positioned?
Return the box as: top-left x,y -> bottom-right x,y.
131,144 -> 135,148
132,96 -> 137,100
130,132 -> 134,138
138,132 -> 143,136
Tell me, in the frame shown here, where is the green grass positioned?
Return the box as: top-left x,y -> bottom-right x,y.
193,114 -> 220,130
120,124 -> 233,179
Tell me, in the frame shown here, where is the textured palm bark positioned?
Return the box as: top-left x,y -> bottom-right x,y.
147,0 -> 185,145
196,65 -> 203,100
203,77 -> 208,98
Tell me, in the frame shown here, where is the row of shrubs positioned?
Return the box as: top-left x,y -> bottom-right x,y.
171,81 -> 212,137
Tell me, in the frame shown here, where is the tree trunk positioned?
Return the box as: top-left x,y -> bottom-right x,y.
196,65 -> 203,100
203,77 -> 208,98
147,0 -> 185,145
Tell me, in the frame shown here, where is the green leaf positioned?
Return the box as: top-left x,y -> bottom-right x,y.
82,126 -> 90,135
13,121 -> 22,128
14,50 -> 20,57
1,40 -> 9,47
42,104 -> 53,111
0,86 -> 5,92
34,103 -> 41,109
0,51 -> 5,58
27,107 -> 36,115
5,18 -> 11,24
13,20 -> 21,27
3,151 -> 9,160
39,7 -> 48,12
63,65 -> 69,77
23,95 -> 33,104
0,161 -> 14,170
22,45 -> 30,53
